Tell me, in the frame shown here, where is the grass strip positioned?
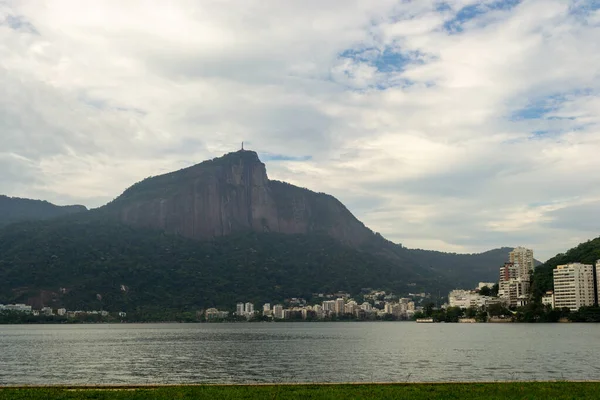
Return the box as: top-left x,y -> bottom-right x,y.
2,382 -> 600,399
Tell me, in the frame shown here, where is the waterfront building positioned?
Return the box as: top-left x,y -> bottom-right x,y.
384,302 -> 393,314
41,307 -> 54,316
4,304 -> 32,313
335,298 -> 345,315
236,302 -> 244,316
262,303 -> 271,316
322,300 -> 336,313
499,257 -> 532,307
448,290 -> 499,309
273,304 -> 284,319
244,302 -> 254,316
448,290 -> 475,308
597,260 -> 600,305
360,302 -> 372,312
313,304 -> 324,319
57,308 -> 66,316
553,263 -> 596,311
344,300 -> 358,315
541,291 -> 555,308
205,308 -> 229,320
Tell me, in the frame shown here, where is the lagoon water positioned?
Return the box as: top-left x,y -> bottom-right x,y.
1,322 -> 599,385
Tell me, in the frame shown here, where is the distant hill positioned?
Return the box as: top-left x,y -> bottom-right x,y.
405,247 -> 522,289
532,236 -> 600,299
0,150 -> 517,311
0,195 -> 87,227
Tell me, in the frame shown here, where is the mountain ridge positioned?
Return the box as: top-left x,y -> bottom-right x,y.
0,195 -> 87,228
0,150 -> 523,310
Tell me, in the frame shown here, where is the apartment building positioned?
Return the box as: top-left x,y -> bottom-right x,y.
510,247 -> 535,279
273,304 -> 284,319
553,263 -> 596,311
499,247 -> 534,307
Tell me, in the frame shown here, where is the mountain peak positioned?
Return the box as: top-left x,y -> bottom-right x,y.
208,149 -> 262,166
104,150 -> 372,245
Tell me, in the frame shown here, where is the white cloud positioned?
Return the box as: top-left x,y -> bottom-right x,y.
1,0 -> 599,260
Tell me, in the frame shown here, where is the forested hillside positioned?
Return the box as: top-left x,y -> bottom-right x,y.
532,236 -> 600,299
0,195 -> 86,227
0,216 -> 447,312
405,247 -> 527,288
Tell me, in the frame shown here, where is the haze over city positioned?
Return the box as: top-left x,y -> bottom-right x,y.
1,0 -> 599,260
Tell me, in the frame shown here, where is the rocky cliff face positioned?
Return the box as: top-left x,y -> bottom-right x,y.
104,150 -> 374,245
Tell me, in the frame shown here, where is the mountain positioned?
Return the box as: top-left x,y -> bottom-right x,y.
406,247 -> 515,289
101,150 -> 373,246
100,149 -> 512,281
0,150 -> 515,311
532,236 -> 600,299
0,216 -> 448,311
0,195 -> 87,228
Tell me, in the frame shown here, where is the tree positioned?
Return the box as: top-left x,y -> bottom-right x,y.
444,307 -> 464,322
490,284 -> 499,297
487,303 -> 509,317
424,303 -> 435,317
465,307 -> 477,318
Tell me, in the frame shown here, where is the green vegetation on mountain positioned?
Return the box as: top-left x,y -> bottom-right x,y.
532,236 -> 600,300
405,247 -> 524,289
0,215 -> 447,312
0,195 -> 86,227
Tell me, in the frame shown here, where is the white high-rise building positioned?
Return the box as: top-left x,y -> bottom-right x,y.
499,247 -> 534,307
384,302 -> 393,314
510,247 -> 534,280
273,304 -> 284,319
597,260 -> 600,305
344,301 -> 358,315
262,303 -> 271,315
244,302 -> 254,315
335,298 -> 345,315
236,302 -> 244,316
322,300 -> 336,313
553,263 -> 596,311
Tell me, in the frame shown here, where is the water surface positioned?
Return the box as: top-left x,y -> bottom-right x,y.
1,322 -> 599,385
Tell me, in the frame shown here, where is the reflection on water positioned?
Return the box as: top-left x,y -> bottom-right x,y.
1,322 -> 599,385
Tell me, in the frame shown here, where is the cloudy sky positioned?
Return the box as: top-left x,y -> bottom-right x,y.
1,0 -> 599,260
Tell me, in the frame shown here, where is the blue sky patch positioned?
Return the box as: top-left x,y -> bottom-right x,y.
510,89 -> 595,121
510,105 -> 555,120
338,47 -> 419,74
3,15 -> 39,34
569,0 -> 600,16
443,0 -> 522,33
